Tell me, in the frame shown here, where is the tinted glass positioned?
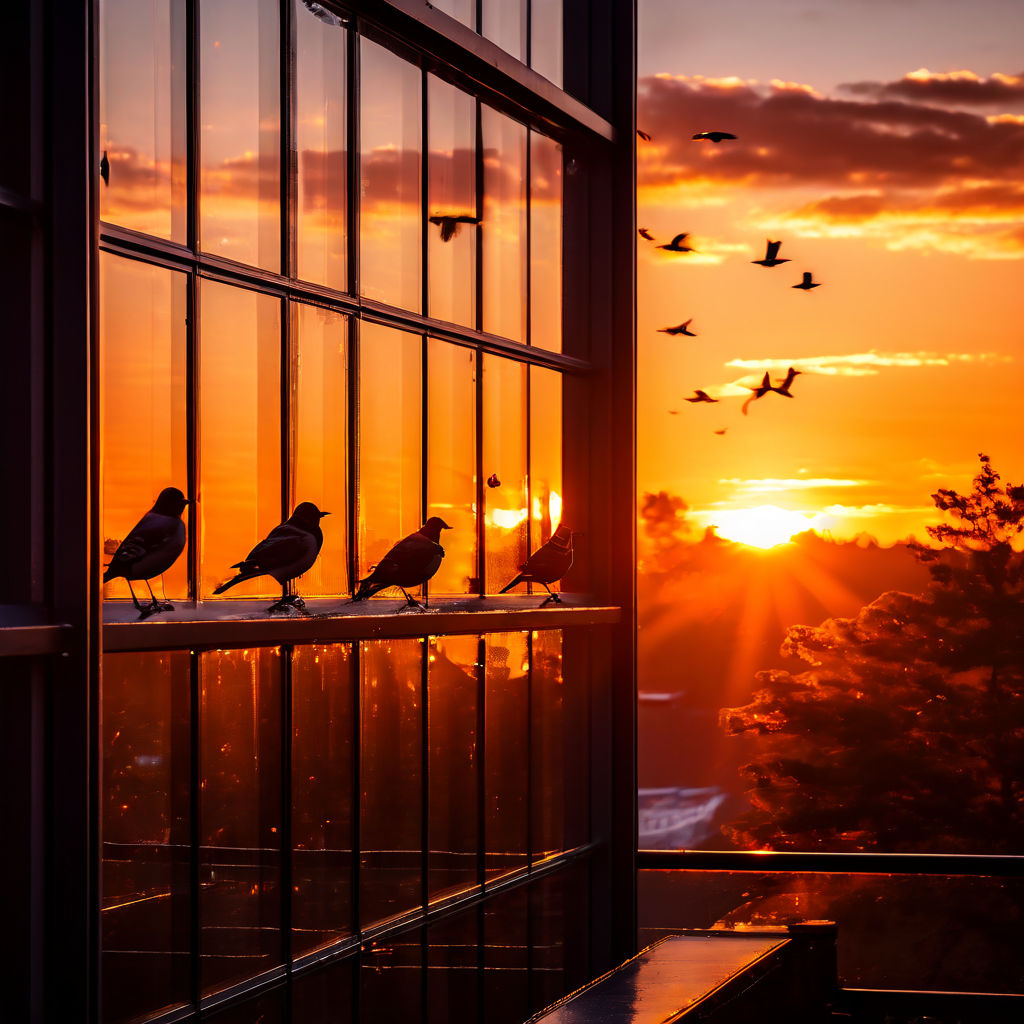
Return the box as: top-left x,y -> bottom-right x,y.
357,323 -> 422,591
292,644 -> 355,955
361,930 -> 424,1024
428,635 -> 480,901
482,355 -> 528,593
360,639 -> 424,926
200,0 -> 281,269
530,0 -> 564,87
291,957 -> 356,1024
427,76 -> 477,328
427,339 -> 477,596
101,254 -> 188,604
531,630 -> 571,859
431,0 -> 475,31
529,132 -> 563,352
200,280 -> 282,599
481,107 -> 527,342
427,911 -> 480,1024
295,0 -> 348,290
102,651 -> 190,1024
292,302 -> 349,596
529,367 -> 563,573
481,0 -> 526,63
99,0 -> 186,240
360,38 -> 421,311
482,886 -> 529,1024
199,648 -> 283,994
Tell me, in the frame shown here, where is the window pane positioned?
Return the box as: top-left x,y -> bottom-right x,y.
431,0 -> 475,31
361,930 -> 424,1024
530,0 -> 563,87
293,303 -> 349,596
291,958 -> 356,1024
531,631 -> 569,859
357,322 -> 422,589
199,649 -> 282,994
427,911 -> 480,1024
529,132 -> 562,352
428,635 -> 480,901
483,355 -> 527,593
101,254 -> 188,604
99,0 -> 186,240
360,639 -> 424,927
295,0 -> 347,290
102,651 -> 190,1024
484,633 -> 529,877
292,644 -> 355,956
360,39 -> 421,311
427,339 -> 476,596
482,886 -> 529,1024
481,0 -> 526,63
529,367 -> 562,571
482,108 -> 527,342
427,76 -> 476,328
200,0 -> 280,270
200,281 -> 282,599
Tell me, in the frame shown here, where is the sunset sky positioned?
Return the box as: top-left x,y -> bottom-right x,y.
638,0 -> 1024,545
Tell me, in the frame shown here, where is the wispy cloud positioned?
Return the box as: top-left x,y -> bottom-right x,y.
725,351 -> 1013,377
720,477 -> 870,493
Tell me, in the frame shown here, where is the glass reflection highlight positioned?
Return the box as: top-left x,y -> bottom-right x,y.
482,0 -> 526,63
530,1 -> 564,88
529,132 -> 563,352
530,366 -> 563,582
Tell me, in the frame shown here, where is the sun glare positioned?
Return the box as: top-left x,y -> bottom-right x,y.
711,505 -> 813,549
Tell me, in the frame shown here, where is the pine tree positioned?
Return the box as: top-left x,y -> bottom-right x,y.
720,454 -> 1024,852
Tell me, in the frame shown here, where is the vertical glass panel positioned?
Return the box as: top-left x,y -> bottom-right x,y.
530,0 -> 563,87
361,930 -> 424,1024
481,107 -> 527,342
200,281 -> 282,599
529,132 -> 563,352
0,6 -> 31,195
427,76 -> 477,328
360,639 -> 423,926
481,0 -> 526,63
199,649 -> 282,994
483,355 -> 527,593
207,990 -> 285,1024
483,886 -> 529,1024
431,0 -> 475,31
360,39 -> 421,311
291,957 -> 356,1024
99,0 -> 186,240
101,254 -> 188,604
293,303 -> 348,596
428,635 -> 480,902
357,323 -> 422,589
427,339 -> 476,596
427,911 -> 480,1024
102,651 -> 190,1024
200,0 -> 280,270
529,367 -> 563,573
484,633 -> 529,877
295,0 -> 348,290
530,865 -> 590,1012
531,631 -> 571,859
292,644 -> 355,956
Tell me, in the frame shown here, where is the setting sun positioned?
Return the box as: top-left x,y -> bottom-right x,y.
711,505 -> 812,548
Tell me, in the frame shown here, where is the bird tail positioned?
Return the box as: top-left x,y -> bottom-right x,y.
352,577 -> 387,601
498,574 -> 525,595
102,566 -> 114,584
212,573 -> 256,595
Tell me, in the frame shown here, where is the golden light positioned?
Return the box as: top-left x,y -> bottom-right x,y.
711,505 -> 812,549
490,507 -> 528,529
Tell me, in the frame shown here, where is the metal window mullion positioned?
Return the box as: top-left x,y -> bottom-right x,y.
281,297 -> 291,527
351,640 -> 362,941
476,635 -> 486,888
419,639 -> 431,1016
348,25 -> 361,598
187,0 -> 199,255
421,67 -> 430,605
526,629 -> 534,867
189,650 -> 202,1010
186,271 -> 200,602
282,0 -> 296,281
474,99 -> 485,595
280,644 -> 294,973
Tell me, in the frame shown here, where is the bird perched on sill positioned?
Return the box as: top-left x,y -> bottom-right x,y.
103,486 -> 190,619
352,517 -> 452,609
498,524 -> 576,606
213,501 -> 329,612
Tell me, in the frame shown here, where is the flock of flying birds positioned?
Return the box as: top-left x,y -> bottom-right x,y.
639,128 -> 823,429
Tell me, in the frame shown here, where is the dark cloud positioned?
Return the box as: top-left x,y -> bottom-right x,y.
842,69 -> 1024,107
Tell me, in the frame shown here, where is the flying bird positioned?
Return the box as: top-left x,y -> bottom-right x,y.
637,129 -> 652,142
793,271 -> 821,290
714,428 -> 727,435
638,227 -> 654,241
487,473 -> 501,488
352,517 -> 451,608
659,319 -> 697,337
658,233 -> 696,253
742,368 -> 803,414
692,131 -> 737,143
429,214 -> 479,242
498,524 -> 575,606
772,366 -> 802,396
213,501 -> 329,612
99,150 -> 109,186
103,487 -> 190,617
685,390 -> 718,404
752,239 -> 790,267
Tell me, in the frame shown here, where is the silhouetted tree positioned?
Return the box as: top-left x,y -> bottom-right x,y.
721,454 -> 1024,852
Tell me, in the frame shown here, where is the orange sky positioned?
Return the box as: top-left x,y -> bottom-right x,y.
638,1 -> 1024,545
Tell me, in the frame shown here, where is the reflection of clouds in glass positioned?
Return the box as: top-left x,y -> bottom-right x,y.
726,351 -> 1014,376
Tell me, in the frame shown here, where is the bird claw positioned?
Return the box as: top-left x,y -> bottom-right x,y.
539,593 -> 564,607
266,594 -> 307,614
136,601 -> 165,621
397,601 -> 426,613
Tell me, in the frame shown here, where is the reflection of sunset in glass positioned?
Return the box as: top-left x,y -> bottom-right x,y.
709,505 -> 812,549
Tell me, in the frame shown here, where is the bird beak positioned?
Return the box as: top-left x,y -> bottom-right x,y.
441,520 -> 452,530
320,511 -> 331,517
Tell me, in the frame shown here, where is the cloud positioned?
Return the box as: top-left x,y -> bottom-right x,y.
842,68 -> 1024,107
720,478 -> 870,493
724,351 -> 1013,377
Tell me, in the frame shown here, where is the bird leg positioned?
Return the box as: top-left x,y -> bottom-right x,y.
539,583 -> 564,607
125,579 -> 150,617
143,578 -> 172,615
157,576 -> 174,611
398,588 -> 425,611
267,583 -> 307,614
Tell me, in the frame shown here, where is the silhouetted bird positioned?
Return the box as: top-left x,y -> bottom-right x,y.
692,131 -> 737,143
685,390 -> 718,403
639,227 -> 654,241
743,372 -> 773,415
793,271 -> 821,290
213,501 -> 329,612
752,239 -> 790,267
487,473 -> 501,488
714,428 -> 727,435
100,150 -> 109,186
743,368 -> 802,414
659,319 -> 697,336
103,487 -> 189,618
772,366 -> 802,396
658,233 -> 696,253
668,410 -> 680,415
429,214 -> 479,242
637,129 -> 652,142
352,517 -> 452,608
498,524 -> 575,606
